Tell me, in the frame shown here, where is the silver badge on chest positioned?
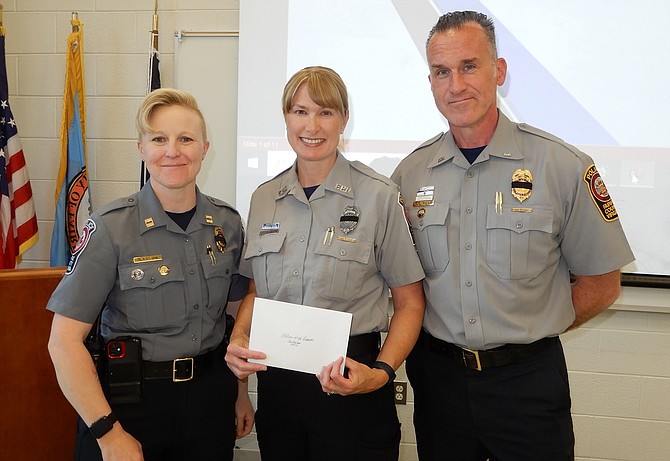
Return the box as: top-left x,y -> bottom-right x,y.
130,268 -> 144,281
339,205 -> 360,235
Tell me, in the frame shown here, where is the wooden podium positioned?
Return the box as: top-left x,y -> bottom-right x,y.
0,267 -> 77,460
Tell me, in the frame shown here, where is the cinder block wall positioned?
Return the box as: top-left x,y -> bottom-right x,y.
7,2 -> 669,460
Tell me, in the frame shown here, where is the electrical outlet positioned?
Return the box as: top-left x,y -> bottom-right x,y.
393,380 -> 407,405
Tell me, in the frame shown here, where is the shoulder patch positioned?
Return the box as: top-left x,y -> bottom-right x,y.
583,164 -> 619,222
65,218 -> 97,275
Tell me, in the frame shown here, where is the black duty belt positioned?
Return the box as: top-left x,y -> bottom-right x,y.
143,341 -> 225,382
421,329 -> 557,371
347,332 -> 381,357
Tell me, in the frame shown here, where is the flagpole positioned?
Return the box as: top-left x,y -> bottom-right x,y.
148,0 -> 158,94
141,1 -> 160,187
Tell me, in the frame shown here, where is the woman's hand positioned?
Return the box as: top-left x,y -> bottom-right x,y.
316,357 -> 389,396
234,380 -> 255,439
225,337 -> 267,380
99,424 -> 144,461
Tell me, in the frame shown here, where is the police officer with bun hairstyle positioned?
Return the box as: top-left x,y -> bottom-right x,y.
391,11 -> 635,461
47,88 -> 254,461
225,66 -> 425,460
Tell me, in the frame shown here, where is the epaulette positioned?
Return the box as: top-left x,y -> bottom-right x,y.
517,123 -> 583,157
350,160 -> 394,186
204,195 -> 240,216
256,164 -> 293,190
95,194 -> 139,216
410,132 -> 443,154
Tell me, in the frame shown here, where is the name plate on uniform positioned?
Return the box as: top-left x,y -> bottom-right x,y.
248,298 -> 352,375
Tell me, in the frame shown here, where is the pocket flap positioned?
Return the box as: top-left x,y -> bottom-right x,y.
486,206 -> 553,234
314,239 -> 372,263
407,202 -> 449,231
244,231 -> 287,259
118,260 -> 185,290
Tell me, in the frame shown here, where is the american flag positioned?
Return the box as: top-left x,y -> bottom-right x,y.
0,27 -> 38,269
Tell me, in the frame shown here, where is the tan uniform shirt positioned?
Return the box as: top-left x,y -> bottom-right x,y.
392,113 -> 634,349
241,152 -> 425,335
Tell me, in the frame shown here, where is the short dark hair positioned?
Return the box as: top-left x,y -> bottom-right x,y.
426,11 -> 497,59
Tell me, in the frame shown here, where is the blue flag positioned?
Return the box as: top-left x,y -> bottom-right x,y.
50,18 -> 91,267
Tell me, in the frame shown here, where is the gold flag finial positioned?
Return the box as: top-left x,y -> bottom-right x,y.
71,12 -> 80,32
151,1 -> 159,49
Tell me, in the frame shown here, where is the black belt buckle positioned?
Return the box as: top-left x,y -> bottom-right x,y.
172,357 -> 194,382
461,347 -> 482,371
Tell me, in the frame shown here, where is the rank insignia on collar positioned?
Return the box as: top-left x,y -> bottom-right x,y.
144,217 -> 155,228
340,205 -> 360,235
511,169 -> 533,203
214,226 -> 227,253
205,215 -> 214,224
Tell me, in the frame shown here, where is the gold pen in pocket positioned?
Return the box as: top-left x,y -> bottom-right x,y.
206,245 -> 216,265
323,226 -> 335,246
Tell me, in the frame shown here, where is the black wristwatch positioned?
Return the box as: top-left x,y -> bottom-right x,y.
371,360 -> 396,383
89,412 -> 118,439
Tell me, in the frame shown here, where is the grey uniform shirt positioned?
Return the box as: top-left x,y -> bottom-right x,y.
47,184 -> 244,362
392,112 -> 634,349
240,152 -> 425,336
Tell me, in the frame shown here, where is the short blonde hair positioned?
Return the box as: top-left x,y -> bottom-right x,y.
281,66 -> 349,117
135,88 -> 207,140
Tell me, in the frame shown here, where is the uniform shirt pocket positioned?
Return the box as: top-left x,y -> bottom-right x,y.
117,260 -> 187,330
407,202 -> 450,273
312,239 -> 373,301
244,231 -> 286,298
486,205 -> 555,279
201,251 -> 234,320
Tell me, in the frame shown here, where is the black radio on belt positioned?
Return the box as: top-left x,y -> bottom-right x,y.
105,336 -> 143,404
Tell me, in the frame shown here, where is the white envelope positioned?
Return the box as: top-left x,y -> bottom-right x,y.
248,297 -> 352,375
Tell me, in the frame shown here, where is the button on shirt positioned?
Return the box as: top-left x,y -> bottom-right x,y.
240,152 -> 425,335
391,113 -> 634,349
47,184 -> 244,362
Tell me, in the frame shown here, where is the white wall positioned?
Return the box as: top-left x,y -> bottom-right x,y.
7,1 -> 669,460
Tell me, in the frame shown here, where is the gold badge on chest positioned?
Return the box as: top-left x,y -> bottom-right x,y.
511,169 -> 533,203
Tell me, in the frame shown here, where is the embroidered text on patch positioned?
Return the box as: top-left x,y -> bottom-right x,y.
583,164 -> 618,222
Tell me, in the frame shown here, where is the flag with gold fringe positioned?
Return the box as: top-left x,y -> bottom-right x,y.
0,23 -> 39,269
50,15 -> 91,267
